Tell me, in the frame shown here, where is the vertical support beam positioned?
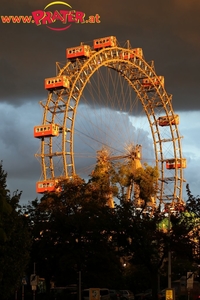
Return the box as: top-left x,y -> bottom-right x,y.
79,271 -> 81,300
168,210 -> 171,288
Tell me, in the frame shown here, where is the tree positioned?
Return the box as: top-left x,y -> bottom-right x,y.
184,184 -> 200,265
25,176 -> 123,294
0,162 -> 31,300
134,163 -> 159,206
0,161 -> 12,241
25,160 -> 200,300
111,165 -> 199,300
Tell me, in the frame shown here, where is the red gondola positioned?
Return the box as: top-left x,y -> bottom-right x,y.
45,76 -> 70,90
66,45 -> 91,59
36,180 -> 58,193
166,158 -> 187,169
34,124 -> 59,138
141,76 -> 164,89
158,115 -> 179,127
93,36 -> 117,50
120,48 -> 143,60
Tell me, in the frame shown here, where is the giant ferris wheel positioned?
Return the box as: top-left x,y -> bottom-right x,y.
34,35 -> 186,206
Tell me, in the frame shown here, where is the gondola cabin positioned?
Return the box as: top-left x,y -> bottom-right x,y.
34,124 -> 59,138
93,36 -> 117,50
141,76 -> 164,89
45,76 -> 70,90
158,115 -> 179,127
166,158 -> 187,169
36,180 -> 58,193
66,45 -> 91,59
120,48 -> 143,60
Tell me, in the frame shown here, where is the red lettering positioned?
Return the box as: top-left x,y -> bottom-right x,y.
95,14 -> 101,23
41,11 -> 54,25
68,10 -> 76,22
75,11 -> 85,23
88,16 -> 95,24
1,15 -> 33,24
11,16 -> 21,23
52,10 -> 64,23
1,16 -> 11,23
59,10 -> 69,23
31,9 -> 96,27
32,10 -> 45,25
21,16 -> 32,23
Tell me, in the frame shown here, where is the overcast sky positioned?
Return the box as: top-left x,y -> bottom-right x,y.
0,0 -> 200,205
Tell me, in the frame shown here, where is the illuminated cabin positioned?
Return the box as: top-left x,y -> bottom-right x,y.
93,36 -> 117,50
166,158 -> 187,169
158,115 -> 179,127
120,48 -> 143,60
141,76 -> 164,89
66,45 -> 91,59
34,124 -> 59,138
45,76 -> 70,90
36,180 -> 58,193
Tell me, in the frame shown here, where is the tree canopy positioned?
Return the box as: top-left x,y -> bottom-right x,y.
0,162 -> 31,300
25,175 -> 123,291
1,157 -> 199,300
24,161 -> 200,300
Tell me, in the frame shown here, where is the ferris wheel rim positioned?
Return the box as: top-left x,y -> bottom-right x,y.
37,42 -> 185,204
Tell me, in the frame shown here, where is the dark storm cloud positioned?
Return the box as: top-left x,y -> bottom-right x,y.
0,0 -> 200,203
1,0 -> 200,110
0,102 -> 41,203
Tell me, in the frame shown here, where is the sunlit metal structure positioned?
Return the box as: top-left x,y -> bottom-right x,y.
34,35 -> 186,206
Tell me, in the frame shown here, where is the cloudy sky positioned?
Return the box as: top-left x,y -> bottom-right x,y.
0,0 -> 200,205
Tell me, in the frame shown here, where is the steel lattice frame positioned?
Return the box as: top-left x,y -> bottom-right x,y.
36,44 -> 185,205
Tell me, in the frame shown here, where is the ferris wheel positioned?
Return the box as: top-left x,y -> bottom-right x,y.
34,35 -> 186,206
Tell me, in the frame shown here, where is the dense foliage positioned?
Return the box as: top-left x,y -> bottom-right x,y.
26,176 -> 123,291
1,159 -> 200,300
0,162 -> 31,300
24,163 -> 200,300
